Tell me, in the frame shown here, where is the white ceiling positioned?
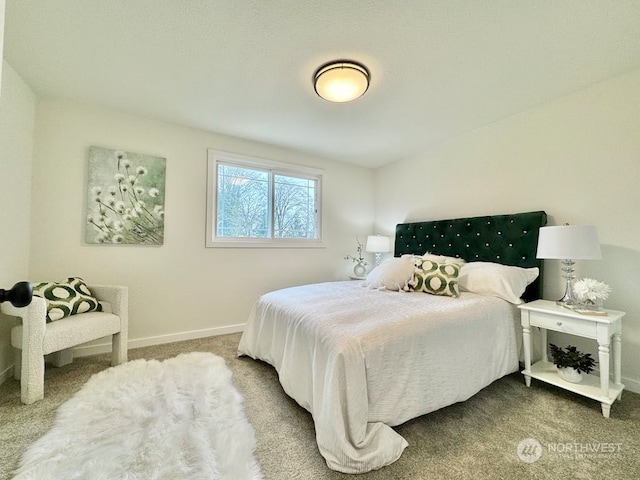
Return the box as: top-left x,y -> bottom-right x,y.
5,1 -> 640,168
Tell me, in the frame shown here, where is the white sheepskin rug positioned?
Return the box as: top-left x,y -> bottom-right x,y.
13,352 -> 263,480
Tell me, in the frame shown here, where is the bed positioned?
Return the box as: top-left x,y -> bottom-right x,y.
238,210 -> 547,473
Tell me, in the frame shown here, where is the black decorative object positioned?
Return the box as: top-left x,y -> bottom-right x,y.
0,281 -> 33,308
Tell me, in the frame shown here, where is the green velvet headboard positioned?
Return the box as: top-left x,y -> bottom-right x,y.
394,211 -> 548,301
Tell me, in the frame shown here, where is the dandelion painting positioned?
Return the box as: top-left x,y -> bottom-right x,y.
85,146 -> 166,245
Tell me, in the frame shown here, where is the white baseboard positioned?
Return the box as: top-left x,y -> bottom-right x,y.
621,375 -> 640,395
0,364 -> 14,385
73,323 -> 246,358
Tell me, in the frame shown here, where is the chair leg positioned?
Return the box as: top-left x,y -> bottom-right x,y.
14,349 -> 22,380
111,331 -> 128,366
21,349 -> 45,405
50,348 -> 74,367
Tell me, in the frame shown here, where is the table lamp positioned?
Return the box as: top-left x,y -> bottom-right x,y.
536,225 -> 602,305
366,235 -> 390,267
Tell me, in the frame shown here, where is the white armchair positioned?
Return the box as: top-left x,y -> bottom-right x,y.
0,284 -> 128,404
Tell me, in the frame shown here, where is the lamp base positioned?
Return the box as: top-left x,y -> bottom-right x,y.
556,288 -> 576,305
555,297 -> 576,306
556,259 -> 576,306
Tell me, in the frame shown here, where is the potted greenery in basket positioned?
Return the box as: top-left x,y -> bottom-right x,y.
549,344 -> 596,384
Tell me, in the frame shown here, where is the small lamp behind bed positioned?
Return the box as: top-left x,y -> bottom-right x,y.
366,235 -> 390,267
536,224 -> 602,305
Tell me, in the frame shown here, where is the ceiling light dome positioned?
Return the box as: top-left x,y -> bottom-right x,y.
313,60 -> 370,103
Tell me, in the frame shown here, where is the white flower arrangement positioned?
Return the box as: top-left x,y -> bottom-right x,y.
573,278 -> 611,306
344,237 -> 369,266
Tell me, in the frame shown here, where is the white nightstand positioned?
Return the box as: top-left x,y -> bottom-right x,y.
518,299 -> 625,418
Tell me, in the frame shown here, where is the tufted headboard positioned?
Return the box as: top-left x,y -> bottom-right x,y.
394,211 -> 547,302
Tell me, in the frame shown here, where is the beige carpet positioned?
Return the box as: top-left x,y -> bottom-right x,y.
1,333 -> 639,479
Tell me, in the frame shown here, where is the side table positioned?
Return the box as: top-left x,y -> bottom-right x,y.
518,299 -> 625,418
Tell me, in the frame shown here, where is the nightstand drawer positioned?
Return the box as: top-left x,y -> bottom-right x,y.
530,311 -> 597,337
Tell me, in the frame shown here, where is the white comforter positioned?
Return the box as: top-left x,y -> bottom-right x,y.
237,281 -> 519,473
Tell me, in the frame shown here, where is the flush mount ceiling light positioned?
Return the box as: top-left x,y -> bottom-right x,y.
313,60 -> 370,103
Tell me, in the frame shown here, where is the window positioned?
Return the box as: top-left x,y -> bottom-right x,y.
206,150 -> 323,247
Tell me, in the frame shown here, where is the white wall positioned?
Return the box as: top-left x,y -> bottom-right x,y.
28,98 -> 374,351
374,68 -> 640,393
0,1 -> 3,84
0,60 -> 36,380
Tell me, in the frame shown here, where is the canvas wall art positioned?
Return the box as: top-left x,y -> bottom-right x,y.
86,146 -> 166,245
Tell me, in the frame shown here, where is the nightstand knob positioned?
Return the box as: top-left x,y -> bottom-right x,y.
557,321 -> 563,326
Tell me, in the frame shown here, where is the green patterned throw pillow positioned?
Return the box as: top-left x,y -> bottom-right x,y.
32,277 -> 102,322
404,258 -> 462,297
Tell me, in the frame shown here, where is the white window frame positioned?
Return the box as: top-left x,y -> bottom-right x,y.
206,149 -> 324,248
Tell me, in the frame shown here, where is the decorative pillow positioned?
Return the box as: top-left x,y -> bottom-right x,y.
458,262 -> 539,304
365,256 -> 415,291
32,277 -> 102,322
404,258 -> 462,297
422,252 -> 466,265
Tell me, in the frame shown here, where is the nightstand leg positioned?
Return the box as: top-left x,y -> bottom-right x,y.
612,332 -> 622,386
598,342 -> 610,401
613,332 -> 623,400
522,323 -> 532,387
601,403 -> 611,419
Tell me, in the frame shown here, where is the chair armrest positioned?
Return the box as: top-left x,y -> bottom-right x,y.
1,295 -> 47,322
89,285 -> 128,330
0,296 -> 48,346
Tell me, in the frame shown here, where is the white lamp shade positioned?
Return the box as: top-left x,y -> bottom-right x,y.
536,225 -> 602,260
366,235 -> 390,253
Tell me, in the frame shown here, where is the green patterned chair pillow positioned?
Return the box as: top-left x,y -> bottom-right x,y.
404,258 -> 461,297
32,277 -> 103,322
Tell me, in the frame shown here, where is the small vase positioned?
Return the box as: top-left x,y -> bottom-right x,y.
353,262 -> 367,278
557,366 -> 583,383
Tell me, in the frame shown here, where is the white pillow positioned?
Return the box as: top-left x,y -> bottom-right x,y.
365,256 -> 414,291
422,253 -> 466,265
458,262 -> 539,304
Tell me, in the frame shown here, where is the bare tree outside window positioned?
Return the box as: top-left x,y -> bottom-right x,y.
212,157 -> 320,244
274,174 -> 316,239
217,165 -> 269,237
